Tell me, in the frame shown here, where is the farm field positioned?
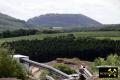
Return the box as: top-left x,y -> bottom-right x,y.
0,31 -> 120,44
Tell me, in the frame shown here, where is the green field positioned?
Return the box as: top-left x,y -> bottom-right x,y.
0,31 -> 120,44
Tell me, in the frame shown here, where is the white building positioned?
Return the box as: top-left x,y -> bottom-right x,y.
52,27 -> 63,30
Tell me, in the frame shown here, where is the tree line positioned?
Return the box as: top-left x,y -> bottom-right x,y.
1,34 -> 120,62
0,29 -> 64,38
0,29 -> 38,38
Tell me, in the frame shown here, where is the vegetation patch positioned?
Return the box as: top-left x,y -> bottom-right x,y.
1,35 -> 120,62
0,48 -> 27,80
91,54 -> 120,80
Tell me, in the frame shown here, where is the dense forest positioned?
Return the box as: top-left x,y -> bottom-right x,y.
1,34 -> 120,62
0,29 -> 39,38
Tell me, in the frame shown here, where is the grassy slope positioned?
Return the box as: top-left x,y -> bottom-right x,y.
0,31 -> 120,44
0,13 -> 28,32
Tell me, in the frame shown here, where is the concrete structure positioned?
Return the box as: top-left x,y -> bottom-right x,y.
13,54 -> 29,62
13,55 -> 95,80
13,54 -> 29,71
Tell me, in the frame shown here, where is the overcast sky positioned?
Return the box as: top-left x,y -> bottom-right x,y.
0,0 -> 120,24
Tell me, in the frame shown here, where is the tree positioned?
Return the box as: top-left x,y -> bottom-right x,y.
67,34 -> 76,40
0,48 -> 27,80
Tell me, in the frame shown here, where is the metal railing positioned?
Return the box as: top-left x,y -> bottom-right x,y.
20,58 -> 74,80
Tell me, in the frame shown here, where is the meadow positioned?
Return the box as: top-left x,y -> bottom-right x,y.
0,31 -> 120,44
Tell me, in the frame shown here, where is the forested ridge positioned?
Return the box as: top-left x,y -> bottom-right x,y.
0,13 -> 28,31
1,34 -> 120,62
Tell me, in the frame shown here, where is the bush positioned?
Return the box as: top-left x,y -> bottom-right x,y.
0,48 -> 27,80
53,63 -> 76,75
39,70 -> 49,80
91,54 -> 120,80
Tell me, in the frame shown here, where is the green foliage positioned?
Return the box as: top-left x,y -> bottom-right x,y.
0,29 -> 38,38
0,31 -> 120,45
66,34 -> 76,40
0,29 -> 120,44
39,70 -> 49,80
53,63 -> 76,74
94,57 -> 106,66
91,58 -> 106,74
1,36 -> 120,62
0,48 -> 27,80
91,54 -> 120,80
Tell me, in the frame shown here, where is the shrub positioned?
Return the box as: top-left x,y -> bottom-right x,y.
53,63 -> 76,75
39,70 -> 49,80
91,54 -> 120,80
0,48 -> 27,80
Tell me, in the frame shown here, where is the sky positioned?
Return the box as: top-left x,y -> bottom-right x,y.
0,0 -> 120,24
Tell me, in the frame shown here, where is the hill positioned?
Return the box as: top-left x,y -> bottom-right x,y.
1,12 -> 120,32
27,14 -> 103,28
0,13 -> 28,31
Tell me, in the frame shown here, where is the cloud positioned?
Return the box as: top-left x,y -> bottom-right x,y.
0,0 -> 120,24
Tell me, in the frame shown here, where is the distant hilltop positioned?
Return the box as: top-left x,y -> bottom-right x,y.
0,13 -> 103,32
27,13 -> 103,27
